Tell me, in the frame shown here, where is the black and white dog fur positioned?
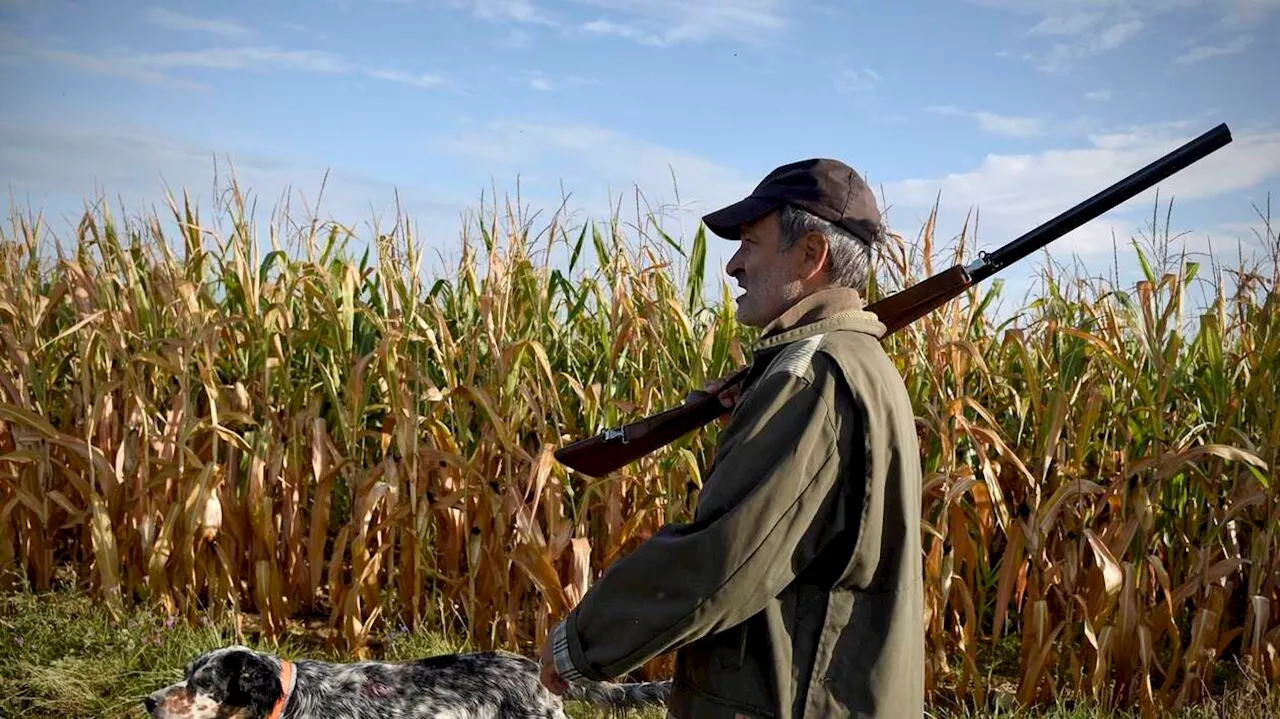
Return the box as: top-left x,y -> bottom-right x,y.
143,645 -> 670,718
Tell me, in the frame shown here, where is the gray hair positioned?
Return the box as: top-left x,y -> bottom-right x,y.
776,204 -> 879,292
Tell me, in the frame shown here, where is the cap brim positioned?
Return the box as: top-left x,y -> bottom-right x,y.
702,196 -> 779,240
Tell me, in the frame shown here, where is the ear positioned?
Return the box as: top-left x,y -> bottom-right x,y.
226,651 -> 283,717
796,230 -> 830,282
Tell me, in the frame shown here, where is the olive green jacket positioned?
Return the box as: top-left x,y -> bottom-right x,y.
551,287 -> 925,718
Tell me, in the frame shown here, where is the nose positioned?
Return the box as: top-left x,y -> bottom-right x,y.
143,695 -> 158,715
725,247 -> 745,277
726,256 -> 743,278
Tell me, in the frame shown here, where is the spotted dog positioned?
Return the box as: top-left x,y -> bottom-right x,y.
143,645 -> 669,718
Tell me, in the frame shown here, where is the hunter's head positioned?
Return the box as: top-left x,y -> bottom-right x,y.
704,158 -> 884,328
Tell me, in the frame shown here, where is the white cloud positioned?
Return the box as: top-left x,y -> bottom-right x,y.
0,26 -> 200,89
967,0 -> 1273,70
1085,89 -> 1112,101
0,121 -> 472,264
578,17 -> 665,44
571,0 -> 788,44
126,47 -> 460,91
1216,0 -> 1280,27
1025,10 -> 1107,36
1175,33 -> 1255,63
129,46 -> 349,73
966,0 -> 1146,70
0,27 -> 461,92
435,120 -> 752,215
443,0 -> 789,45
144,8 -> 250,37
927,105 -> 1045,138
1040,18 -> 1144,71
835,67 -> 881,94
431,119 -> 757,276
527,71 -> 554,91
467,0 -> 557,25
830,65 -> 904,123
517,70 -> 598,91
367,68 -> 454,89
878,122 -> 1280,263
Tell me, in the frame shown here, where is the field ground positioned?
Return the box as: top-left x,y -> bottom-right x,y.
2,583 -> 1275,719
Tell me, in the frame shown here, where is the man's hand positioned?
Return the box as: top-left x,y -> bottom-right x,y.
696,374 -> 742,428
539,635 -> 568,695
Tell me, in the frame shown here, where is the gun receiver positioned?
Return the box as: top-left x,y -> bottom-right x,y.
554,123 -> 1234,478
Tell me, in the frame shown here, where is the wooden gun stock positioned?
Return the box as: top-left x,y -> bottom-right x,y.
553,123 -> 1234,478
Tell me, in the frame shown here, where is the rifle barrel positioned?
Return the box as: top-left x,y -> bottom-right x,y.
965,123 -> 1233,285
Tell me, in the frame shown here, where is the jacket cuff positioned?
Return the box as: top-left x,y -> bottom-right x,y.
551,619 -> 587,682
553,613 -> 611,682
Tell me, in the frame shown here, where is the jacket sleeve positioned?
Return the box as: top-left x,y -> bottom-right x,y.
552,355 -> 859,682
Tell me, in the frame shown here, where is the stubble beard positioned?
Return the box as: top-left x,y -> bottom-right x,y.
737,277 -> 805,328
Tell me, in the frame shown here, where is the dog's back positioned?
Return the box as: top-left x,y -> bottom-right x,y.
145,646 -> 669,719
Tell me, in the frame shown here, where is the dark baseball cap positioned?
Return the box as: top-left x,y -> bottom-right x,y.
702,158 -> 881,245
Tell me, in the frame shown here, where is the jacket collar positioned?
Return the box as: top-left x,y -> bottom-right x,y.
753,287 -> 886,353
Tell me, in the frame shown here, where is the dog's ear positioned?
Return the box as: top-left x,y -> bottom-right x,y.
225,650 -> 283,717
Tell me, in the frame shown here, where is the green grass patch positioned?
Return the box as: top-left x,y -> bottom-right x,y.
0,582 -> 665,718
2,583 -> 1274,718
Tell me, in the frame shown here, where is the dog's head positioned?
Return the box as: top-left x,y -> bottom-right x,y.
143,645 -> 292,719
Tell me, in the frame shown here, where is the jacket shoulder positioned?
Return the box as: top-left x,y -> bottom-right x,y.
759,330 -> 886,382
759,333 -> 831,385
813,329 -> 917,427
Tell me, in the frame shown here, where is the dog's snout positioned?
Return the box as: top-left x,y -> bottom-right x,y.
143,695 -> 158,715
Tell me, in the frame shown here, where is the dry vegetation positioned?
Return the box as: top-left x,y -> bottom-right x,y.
0,178 -> 1277,718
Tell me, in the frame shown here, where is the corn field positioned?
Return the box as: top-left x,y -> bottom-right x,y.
0,181 -> 1276,717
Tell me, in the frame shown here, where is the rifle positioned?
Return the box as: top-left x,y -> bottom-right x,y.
553,123 -> 1234,478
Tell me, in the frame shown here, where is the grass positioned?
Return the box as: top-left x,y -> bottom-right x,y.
1,583 -> 1274,718
0,579 -> 667,718
0,174 -> 1278,718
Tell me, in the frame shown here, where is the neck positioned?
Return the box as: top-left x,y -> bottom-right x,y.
760,286 -> 865,333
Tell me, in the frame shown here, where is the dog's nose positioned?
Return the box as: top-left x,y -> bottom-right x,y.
143,695 -> 158,714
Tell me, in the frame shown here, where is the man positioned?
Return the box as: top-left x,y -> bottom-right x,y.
539,158 -> 925,718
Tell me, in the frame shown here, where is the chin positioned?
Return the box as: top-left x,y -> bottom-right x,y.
733,293 -> 770,328
735,311 -> 764,328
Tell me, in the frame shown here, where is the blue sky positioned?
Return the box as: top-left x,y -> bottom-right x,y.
1,0 -> 1276,312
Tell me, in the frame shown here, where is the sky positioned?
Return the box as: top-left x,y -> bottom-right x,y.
1,0 -> 1277,314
